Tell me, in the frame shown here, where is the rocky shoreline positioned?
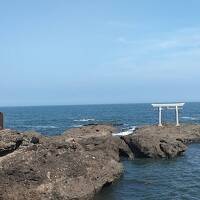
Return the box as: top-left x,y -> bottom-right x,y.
1,124 -> 200,199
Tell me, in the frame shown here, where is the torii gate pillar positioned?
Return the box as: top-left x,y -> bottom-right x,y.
152,103 -> 185,126
158,107 -> 162,126
175,106 -> 179,126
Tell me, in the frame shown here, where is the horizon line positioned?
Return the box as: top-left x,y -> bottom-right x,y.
0,101 -> 198,108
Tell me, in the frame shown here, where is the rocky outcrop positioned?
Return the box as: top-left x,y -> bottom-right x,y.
122,124 -> 200,158
0,129 -> 42,157
0,125 -> 123,200
1,124 -> 200,199
63,125 -> 134,160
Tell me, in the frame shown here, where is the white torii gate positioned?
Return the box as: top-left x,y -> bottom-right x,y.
152,103 -> 185,126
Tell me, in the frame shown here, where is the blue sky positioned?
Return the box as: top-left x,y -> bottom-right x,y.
1,0 -> 200,106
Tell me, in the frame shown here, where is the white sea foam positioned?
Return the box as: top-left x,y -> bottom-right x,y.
23,125 -> 57,129
72,124 -> 83,128
181,116 -> 198,120
112,126 -> 136,136
74,118 -> 95,122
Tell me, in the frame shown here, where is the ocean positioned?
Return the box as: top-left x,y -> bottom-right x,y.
1,102 -> 200,136
1,102 -> 200,199
95,144 -> 200,200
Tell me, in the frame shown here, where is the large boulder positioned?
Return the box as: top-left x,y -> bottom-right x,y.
122,125 -> 200,158
0,125 -> 123,200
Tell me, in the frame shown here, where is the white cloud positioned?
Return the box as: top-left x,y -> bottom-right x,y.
96,26 -> 200,81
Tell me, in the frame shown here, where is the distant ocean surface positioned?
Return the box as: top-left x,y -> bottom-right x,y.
1,102 -> 200,135
1,102 -> 200,200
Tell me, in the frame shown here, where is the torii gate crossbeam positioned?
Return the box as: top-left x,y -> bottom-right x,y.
152,103 -> 185,126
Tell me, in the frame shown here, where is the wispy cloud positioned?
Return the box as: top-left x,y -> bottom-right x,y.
116,27 -> 200,52
98,27 -> 200,79
157,32 -> 200,50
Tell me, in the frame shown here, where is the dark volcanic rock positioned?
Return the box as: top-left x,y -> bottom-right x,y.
2,124 -> 200,199
30,136 -> 40,144
0,129 -> 23,156
112,136 -> 134,159
0,125 -> 122,200
122,124 -> 200,158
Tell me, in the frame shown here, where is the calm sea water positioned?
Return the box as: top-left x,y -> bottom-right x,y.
1,102 -> 200,135
95,144 -> 200,200
1,102 -> 200,200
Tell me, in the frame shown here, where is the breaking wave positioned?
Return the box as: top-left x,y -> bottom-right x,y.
181,116 -> 198,120
71,124 -> 83,128
112,126 -> 136,136
74,118 -> 95,122
22,125 -> 57,129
